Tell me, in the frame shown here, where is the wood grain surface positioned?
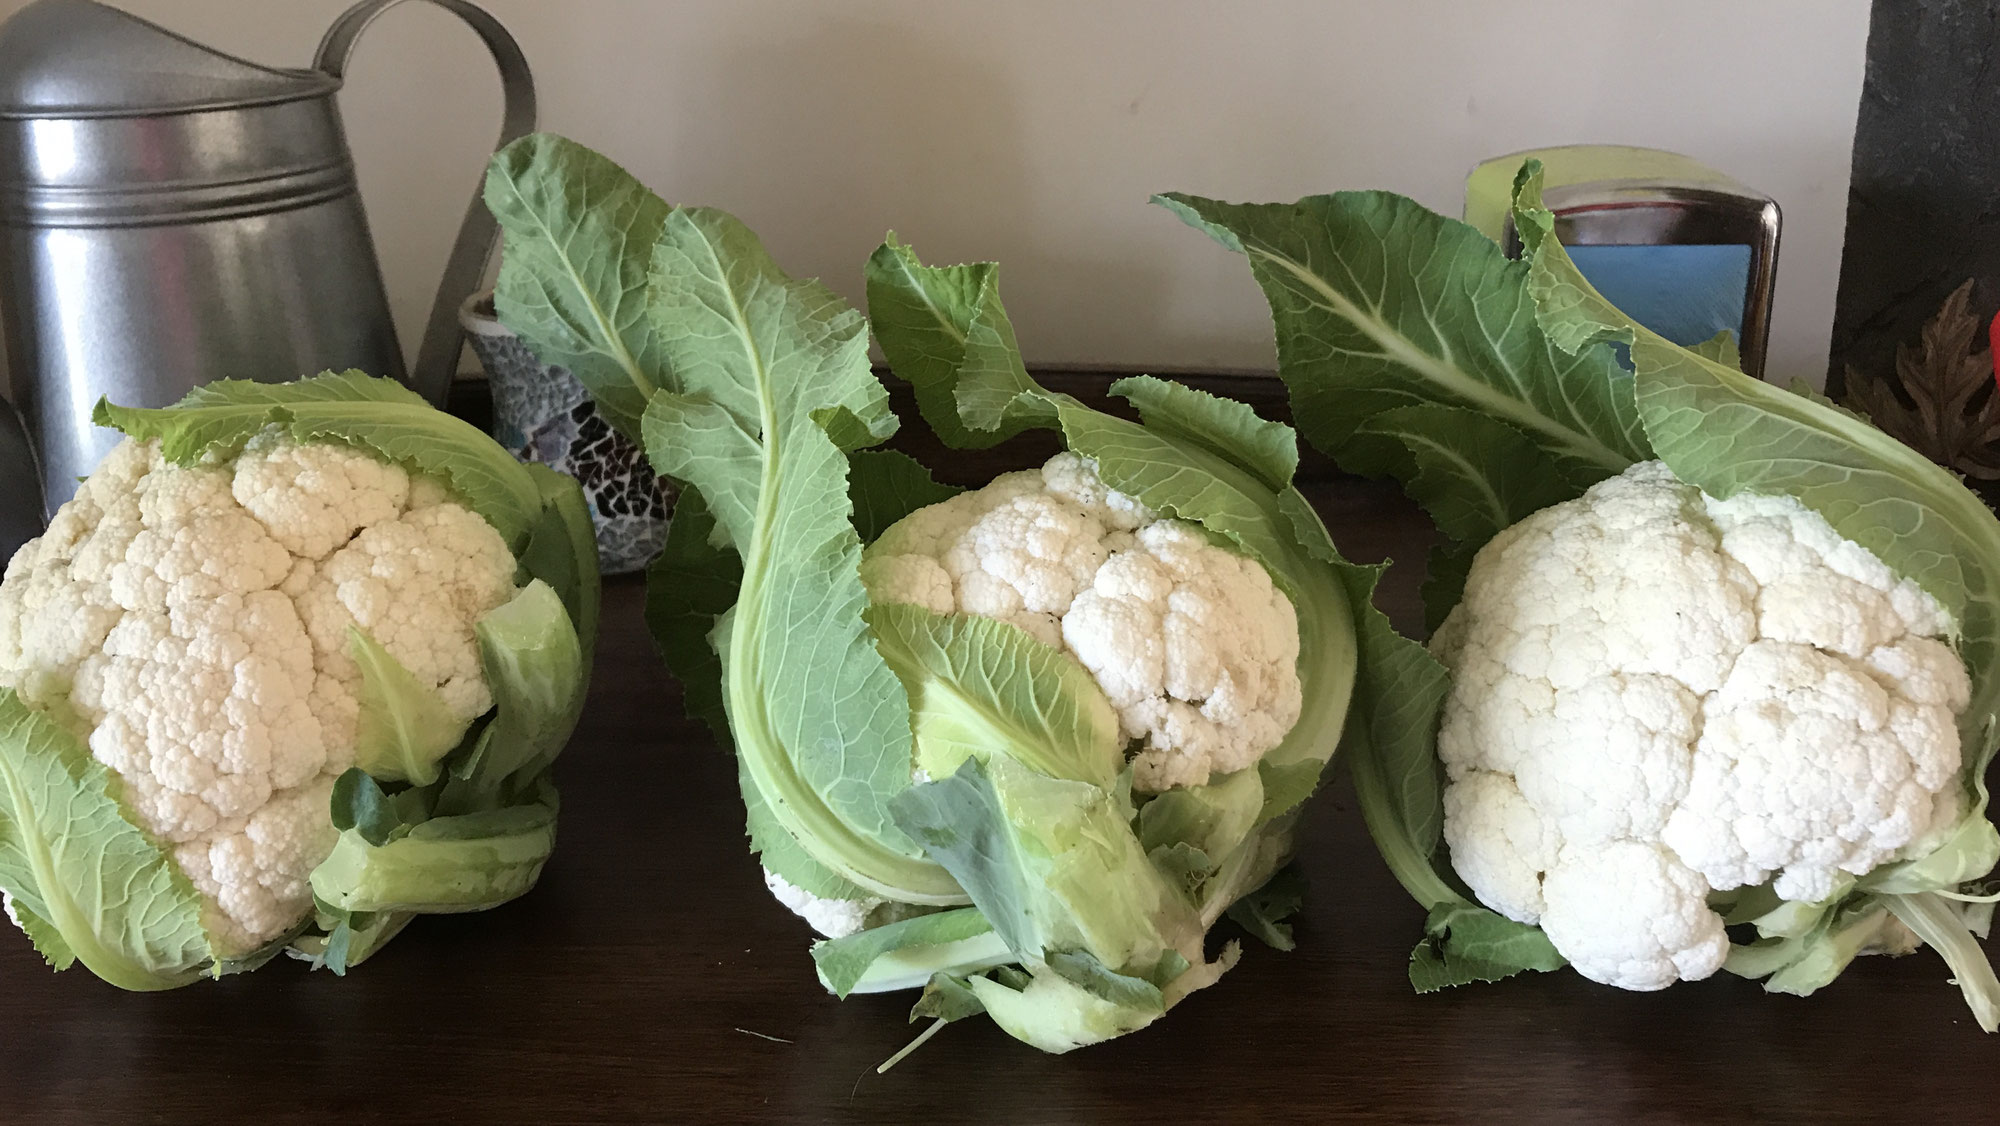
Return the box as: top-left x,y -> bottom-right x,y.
3,379 -> 1994,1126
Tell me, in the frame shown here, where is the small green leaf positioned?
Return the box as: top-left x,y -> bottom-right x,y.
1691,329 -> 1741,370
1146,842 -> 1214,900
849,449 -> 963,544
911,972 -> 988,1022
1137,767 -> 1263,863
1045,949 -> 1167,1012
1408,901 -> 1567,992
515,462 -> 601,661
1224,865 -> 1306,951
890,756 -> 1192,978
437,581 -> 586,813
329,768 -> 403,847
866,603 -> 1123,791
864,236 -> 1056,446
347,627 -> 467,788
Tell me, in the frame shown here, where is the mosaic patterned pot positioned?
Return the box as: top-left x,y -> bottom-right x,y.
460,291 -> 673,574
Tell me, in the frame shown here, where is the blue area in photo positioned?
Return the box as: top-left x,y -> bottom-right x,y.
1565,243 -> 1752,348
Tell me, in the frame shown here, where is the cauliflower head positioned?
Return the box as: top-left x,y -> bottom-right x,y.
0,431 -> 518,956
860,452 -> 1303,793
1433,460 -> 1970,991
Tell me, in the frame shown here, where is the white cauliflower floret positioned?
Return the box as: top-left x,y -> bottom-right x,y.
762,869 -> 884,939
1441,769 -> 1557,924
1436,460 -> 1969,991
862,452 -> 1302,792
231,431 -> 411,559
294,502 -> 517,753
0,435 -> 518,955
1539,840 -> 1730,991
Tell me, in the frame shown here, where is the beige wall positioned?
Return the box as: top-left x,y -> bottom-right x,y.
3,0 -> 1871,384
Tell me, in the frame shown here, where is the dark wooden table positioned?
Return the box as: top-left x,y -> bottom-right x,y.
5,384 -> 1996,1125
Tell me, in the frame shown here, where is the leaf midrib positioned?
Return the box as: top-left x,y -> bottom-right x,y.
0,731 -> 201,990
493,175 -> 656,401
694,227 -> 962,903
1249,245 -> 1631,474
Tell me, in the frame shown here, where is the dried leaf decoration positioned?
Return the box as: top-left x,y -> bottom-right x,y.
1845,280 -> 2000,479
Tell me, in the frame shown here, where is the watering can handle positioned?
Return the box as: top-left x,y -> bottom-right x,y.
315,0 -> 537,407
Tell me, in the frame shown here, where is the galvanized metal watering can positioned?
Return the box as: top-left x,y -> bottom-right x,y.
0,0 -> 535,519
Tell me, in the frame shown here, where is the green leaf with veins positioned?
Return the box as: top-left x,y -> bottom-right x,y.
867,603 -> 1123,791
484,132 -> 674,440
891,755 -> 1193,979
964,961 -> 1167,1054
641,206 -> 960,904
94,371 -> 546,549
1690,329 -> 1741,371
1137,767 -> 1263,864
0,688 -> 212,989
311,794 -> 558,915
347,627 -> 467,787
1359,404 -> 1576,547
865,235 -> 1055,445
1409,901 -> 1566,991
1046,949 -> 1167,1011
1420,542 -> 1480,635
645,487 -> 741,743
1107,372 -> 1300,492
514,462 -> 601,665
1155,190 -> 1649,492
811,906 -> 1010,996
849,448 -> 964,544
739,754 -> 868,901
436,581 -> 587,814
911,971 -> 988,1022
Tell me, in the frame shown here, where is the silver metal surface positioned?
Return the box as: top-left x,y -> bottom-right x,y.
0,0 -> 533,510
1502,178 -> 1782,380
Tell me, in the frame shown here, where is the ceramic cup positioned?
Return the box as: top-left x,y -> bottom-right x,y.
459,290 -> 673,574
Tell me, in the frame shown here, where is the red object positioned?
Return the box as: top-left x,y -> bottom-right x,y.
1992,307 -> 2000,387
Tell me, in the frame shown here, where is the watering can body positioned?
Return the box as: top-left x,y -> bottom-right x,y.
0,0 -> 532,516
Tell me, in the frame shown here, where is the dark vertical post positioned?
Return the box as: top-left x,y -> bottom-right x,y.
1828,0 -> 2000,396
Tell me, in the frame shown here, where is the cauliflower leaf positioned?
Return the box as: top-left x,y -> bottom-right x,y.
93,371 -> 546,549
1154,190 -> 1650,492
0,688 -> 211,989
484,133 -> 673,442
638,205 -> 961,904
